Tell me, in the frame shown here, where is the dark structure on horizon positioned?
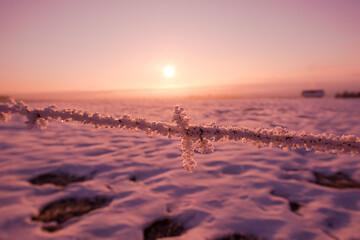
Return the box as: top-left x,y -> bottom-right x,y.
302,90 -> 325,98
335,91 -> 360,98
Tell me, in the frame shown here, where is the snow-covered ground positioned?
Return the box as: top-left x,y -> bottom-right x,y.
0,98 -> 360,240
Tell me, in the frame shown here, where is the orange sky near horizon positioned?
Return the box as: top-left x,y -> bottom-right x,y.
0,0 -> 360,94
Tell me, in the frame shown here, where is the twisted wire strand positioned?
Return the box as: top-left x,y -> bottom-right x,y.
1,99 -> 359,172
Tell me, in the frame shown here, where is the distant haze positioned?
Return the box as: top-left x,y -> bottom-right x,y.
6,80 -> 360,101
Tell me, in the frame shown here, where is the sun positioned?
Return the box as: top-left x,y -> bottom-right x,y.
163,65 -> 175,78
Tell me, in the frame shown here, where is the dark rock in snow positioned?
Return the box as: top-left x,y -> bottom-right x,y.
29,172 -> 87,187
143,218 -> 186,240
32,196 -> 111,232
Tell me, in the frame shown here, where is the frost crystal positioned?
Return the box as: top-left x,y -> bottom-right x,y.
195,138 -> 214,154
171,105 -> 197,172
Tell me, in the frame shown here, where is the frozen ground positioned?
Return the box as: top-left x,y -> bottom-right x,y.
0,98 -> 360,240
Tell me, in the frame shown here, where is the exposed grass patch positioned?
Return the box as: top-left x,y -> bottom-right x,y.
129,175 -> 137,182
143,218 -> 186,240
312,171 -> 360,189
29,172 -> 87,187
270,190 -> 303,214
215,233 -> 263,240
289,201 -> 302,213
32,196 -> 110,232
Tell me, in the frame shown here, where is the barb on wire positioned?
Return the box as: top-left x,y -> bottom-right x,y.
0,99 -> 359,172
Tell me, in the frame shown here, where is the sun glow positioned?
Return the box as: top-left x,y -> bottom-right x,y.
163,66 -> 175,78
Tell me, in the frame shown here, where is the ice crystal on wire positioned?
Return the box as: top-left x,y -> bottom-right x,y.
25,111 -> 48,129
195,138 -> 214,154
0,112 -> 7,121
180,136 -> 197,172
171,105 -> 197,172
171,106 -> 191,128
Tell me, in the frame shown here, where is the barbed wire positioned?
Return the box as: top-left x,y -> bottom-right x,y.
1,99 -> 359,172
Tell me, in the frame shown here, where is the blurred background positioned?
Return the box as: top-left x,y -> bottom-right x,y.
0,0 -> 360,100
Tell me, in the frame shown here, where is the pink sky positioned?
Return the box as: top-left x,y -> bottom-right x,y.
0,0 -> 360,94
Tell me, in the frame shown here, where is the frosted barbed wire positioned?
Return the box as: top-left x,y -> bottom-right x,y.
0,99 -> 359,172
171,106 -> 198,172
